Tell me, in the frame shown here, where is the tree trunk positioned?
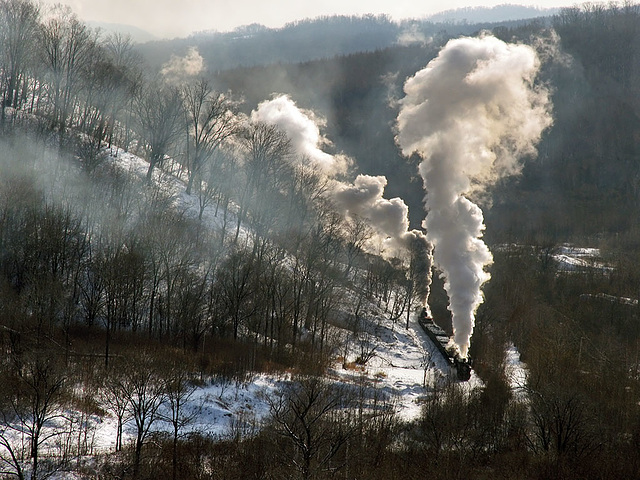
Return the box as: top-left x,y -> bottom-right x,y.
172,426 -> 179,480
186,172 -> 194,195
133,432 -> 144,478
105,317 -> 111,368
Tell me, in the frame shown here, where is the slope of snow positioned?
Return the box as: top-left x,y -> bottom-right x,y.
505,342 -> 528,399
108,147 -> 252,246
553,244 -> 613,273
330,308 -> 482,421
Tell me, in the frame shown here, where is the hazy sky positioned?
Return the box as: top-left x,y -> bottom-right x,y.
44,0 -> 575,39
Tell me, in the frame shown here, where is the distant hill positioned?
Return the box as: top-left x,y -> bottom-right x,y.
86,21 -> 156,43
135,12 -> 555,72
427,4 -> 559,23
137,15 -> 399,72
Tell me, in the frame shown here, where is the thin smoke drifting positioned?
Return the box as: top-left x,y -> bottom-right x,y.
161,46 -> 205,85
253,95 -> 432,278
397,34 -> 552,358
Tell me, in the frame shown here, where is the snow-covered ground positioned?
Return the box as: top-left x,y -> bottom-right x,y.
78,312 -> 476,453
553,244 -> 613,273
331,310 -> 483,421
89,374 -> 282,453
505,343 -> 528,399
580,292 -> 638,306
108,147 -> 245,239
496,243 -> 612,273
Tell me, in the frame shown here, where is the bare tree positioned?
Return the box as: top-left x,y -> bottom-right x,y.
0,412 -> 26,480
526,385 -> 597,458
416,381 -> 475,459
182,79 -> 239,195
38,5 -> 97,136
95,236 -> 147,367
101,372 -> 130,453
294,208 -> 344,357
0,350 -> 68,480
267,377 -> 352,480
197,146 -> 238,224
160,365 -> 199,480
283,164 -> 327,239
342,215 -> 372,277
235,122 -> 291,242
16,204 -> 89,349
117,353 -> 166,478
102,33 -> 142,149
215,249 -> 256,340
133,82 -> 183,181
260,253 -> 295,356
75,42 -> 135,168
0,0 -> 40,125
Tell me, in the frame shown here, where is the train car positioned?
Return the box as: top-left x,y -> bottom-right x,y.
417,308 -> 472,382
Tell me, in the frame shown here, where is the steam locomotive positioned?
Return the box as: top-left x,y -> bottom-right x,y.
417,308 -> 472,382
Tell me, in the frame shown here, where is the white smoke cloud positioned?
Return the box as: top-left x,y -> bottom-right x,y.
161,46 -> 204,84
332,174 -> 411,257
252,95 -> 432,292
397,23 -> 432,47
396,34 -> 552,358
331,175 -> 433,303
251,95 -> 350,176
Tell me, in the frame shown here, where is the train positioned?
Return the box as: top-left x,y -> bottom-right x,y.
417,308 -> 472,382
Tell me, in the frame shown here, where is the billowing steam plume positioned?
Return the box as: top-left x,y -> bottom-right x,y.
396,34 -> 552,357
253,95 -> 432,299
161,46 -> 204,84
251,95 -> 349,176
331,174 -> 431,262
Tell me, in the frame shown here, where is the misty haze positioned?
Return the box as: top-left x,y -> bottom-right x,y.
0,1 -> 639,479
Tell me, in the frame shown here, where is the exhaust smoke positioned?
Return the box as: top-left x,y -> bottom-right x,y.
253,95 -> 432,298
251,95 -> 350,176
330,174 -> 431,264
161,46 -> 205,84
396,34 -> 552,357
